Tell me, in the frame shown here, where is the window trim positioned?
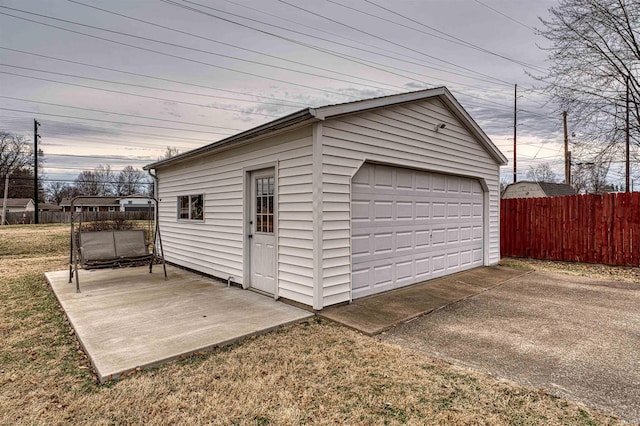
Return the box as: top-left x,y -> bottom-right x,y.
177,194 -> 204,221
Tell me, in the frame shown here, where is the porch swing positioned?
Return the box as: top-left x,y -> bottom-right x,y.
68,195 -> 167,292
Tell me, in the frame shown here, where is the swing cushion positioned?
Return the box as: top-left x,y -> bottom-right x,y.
114,230 -> 148,258
80,231 -> 116,263
79,230 -> 150,267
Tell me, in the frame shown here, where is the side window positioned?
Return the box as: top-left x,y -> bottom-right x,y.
178,195 -> 203,221
190,195 -> 203,220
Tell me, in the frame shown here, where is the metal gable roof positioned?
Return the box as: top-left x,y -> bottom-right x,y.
144,87 -> 507,170
537,181 -> 577,197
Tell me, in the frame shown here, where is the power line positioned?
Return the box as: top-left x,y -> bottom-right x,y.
216,0 -> 524,94
11,117 -> 215,144
471,0 -> 535,31
0,68 -> 289,118
8,176 -> 154,184
337,0 -> 546,72
0,47 -> 308,107
65,0 -> 411,94
0,65 -> 296,109
278,0 -> 514,86
160,0 -> 513,88
0,9 -> 364,100
0,95 -> 242,130
0,108 -> 232,135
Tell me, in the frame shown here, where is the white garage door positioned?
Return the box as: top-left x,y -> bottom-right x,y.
351,163 -> 484,299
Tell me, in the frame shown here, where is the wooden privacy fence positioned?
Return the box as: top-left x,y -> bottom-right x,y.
501,192 -> 640,267
3,210 -> 152,225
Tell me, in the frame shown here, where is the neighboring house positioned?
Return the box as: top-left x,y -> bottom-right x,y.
59,197 -> 120,212
144,87 -> 508,310
38,203 -> 61,212
502,181 -> 576,199
118,197 -> 155,212
2,198 -> 35,213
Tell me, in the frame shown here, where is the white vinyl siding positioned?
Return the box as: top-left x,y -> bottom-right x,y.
319,97 -> 501,307
157,127 -> 314,306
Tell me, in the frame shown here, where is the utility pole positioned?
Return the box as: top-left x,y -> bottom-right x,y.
625,75 -> 630,193
34,119 -> 40,224
1,169 -> 10,226
513,83 -> 517,183
563,111 -> 570,185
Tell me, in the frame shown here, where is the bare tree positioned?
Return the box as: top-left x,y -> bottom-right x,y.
74,170 -> 99,196
535,0 -> 639,162
1,132 -> 32,178
46,182 -> 79,204
1,132 -> 46,200
94,164 -> 115,196
525,163 -> 558,182
571,157 -> 613,194
158,146 -> 180,160
114,165 -> 147,196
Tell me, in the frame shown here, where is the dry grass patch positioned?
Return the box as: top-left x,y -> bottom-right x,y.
0,225 -> 622,425
502,257 -> 640,284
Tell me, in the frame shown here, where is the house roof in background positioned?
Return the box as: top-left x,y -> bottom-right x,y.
60,197 -> 120,207
537,182 -> 577,197
4,198 -> 33,208
38,203 -> 61,211
145,87 -> 508,170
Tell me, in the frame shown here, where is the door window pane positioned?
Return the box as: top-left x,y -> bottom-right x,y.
255,176 -> 274,233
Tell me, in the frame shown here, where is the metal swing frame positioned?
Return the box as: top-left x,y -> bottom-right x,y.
68,195 -> 167,292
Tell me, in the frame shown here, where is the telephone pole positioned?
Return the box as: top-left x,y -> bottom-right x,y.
563,111 -> 570,185
625,75 -> 630,192
34,119 -> 40,224
513,84 -> 517,183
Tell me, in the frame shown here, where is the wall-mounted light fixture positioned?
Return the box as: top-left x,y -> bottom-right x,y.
434,123 -> 446,132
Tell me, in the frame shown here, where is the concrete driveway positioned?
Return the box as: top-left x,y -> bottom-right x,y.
380,270 -> 640,424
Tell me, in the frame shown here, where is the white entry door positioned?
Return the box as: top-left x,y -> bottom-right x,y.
249,169 -> 276,295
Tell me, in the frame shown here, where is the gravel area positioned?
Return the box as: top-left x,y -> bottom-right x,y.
501,257 -> 640,284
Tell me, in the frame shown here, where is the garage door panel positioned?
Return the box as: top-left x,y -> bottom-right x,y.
351,235 -> 371,257
351,163 -> 484,299
351,200 -> 370,220
374,233 -> 393,254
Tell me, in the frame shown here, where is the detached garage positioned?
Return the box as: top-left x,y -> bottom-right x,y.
144,87 -> 507,310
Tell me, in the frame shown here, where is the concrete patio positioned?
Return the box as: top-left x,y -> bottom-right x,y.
45,265 -> 313,382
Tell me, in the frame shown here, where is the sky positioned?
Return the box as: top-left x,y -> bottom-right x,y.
1,0 -> 582,189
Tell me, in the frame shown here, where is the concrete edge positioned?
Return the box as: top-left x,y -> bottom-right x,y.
44,271 -> 314,384
98,313 -> 315,383
361,269 -> 534,336
44,271 -> 102,382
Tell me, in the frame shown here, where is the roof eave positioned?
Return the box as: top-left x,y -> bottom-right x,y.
144,108 -> 316,170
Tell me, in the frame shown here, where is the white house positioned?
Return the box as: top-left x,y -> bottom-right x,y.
3,198 -> 35,213
502,181 -> 576,199
144,88 -> 508,310
118,197 -> 155,212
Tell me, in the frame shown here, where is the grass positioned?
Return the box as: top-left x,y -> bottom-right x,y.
501,256 -> 640,284
0,224 -> 622,425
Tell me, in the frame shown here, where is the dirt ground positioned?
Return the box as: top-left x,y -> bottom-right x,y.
0,224 -> 626,425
